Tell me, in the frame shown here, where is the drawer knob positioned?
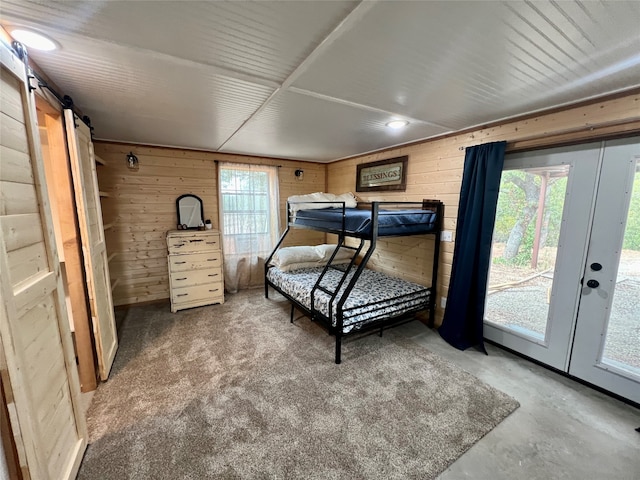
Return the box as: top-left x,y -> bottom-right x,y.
207,258 -> 218,262
176,277 -> 187,281
208,273 -> 218,277
190,239 -> 203,242
175,261 -> 187,264
177,293 -> 188,297
209,288 -> 219,292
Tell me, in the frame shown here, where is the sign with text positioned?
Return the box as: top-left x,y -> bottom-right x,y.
356,156 -> 407,192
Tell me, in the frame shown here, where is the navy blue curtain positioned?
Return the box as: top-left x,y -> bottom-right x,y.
439,141 -> 507,352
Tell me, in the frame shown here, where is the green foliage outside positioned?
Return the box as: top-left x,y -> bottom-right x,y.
220,167 -> 270,235
492,171 -> 526,244
493,171 -> 566,267
493,168 -> 640,268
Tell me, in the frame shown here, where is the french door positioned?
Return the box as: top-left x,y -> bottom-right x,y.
484,137 -> 640,403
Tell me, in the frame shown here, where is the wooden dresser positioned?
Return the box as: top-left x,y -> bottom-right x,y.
166,230 -> 225,312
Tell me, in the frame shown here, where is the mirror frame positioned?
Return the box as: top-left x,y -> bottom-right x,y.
176,194 -> 205,229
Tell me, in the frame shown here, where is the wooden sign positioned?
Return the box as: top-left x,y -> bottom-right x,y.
356,155 -> 408,192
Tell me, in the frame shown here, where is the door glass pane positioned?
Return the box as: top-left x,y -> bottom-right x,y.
485,165 -> 570,341
602,160 -> 640,376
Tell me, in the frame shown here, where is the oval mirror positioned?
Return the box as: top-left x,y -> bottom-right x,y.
176,194 -> 204,229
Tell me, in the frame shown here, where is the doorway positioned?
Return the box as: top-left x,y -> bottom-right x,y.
36,97 -> 98,392
484,137 -> 640,403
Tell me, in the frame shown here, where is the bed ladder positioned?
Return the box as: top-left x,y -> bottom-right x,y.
310,237 -> 364,322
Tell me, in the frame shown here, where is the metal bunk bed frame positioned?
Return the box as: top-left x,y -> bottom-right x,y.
265,199 -> 444,363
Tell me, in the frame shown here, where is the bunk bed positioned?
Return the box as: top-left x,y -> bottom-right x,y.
265,198 -> 444,364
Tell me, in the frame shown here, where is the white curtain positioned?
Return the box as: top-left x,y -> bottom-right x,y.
218,162 -> 280,293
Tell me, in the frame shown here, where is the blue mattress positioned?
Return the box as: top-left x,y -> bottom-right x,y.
293,208 -> 437,236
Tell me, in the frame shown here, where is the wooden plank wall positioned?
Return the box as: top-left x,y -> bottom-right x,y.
94,142 -> 326,306
327,91 -> 640,326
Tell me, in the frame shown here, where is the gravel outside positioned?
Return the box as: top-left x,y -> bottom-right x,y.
486,247 -> 640,374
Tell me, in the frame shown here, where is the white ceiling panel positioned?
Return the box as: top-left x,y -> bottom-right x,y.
220,90 -> 449,162
20,29 -> 275,150
0,0 -> 358,83
293,1 -> 640,129
1,1 -> 638,162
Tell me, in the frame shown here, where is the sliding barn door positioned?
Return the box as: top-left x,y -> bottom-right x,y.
0,46 -> 87,479
65,109 -> 118,380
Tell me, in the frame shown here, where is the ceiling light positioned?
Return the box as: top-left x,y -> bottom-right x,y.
386,120 -> 409,130
9,28 -> 58,51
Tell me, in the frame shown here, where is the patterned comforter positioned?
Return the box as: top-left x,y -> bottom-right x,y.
267,266 -> 430,333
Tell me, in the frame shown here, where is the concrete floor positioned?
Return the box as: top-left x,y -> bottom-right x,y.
401,323 -> 640,480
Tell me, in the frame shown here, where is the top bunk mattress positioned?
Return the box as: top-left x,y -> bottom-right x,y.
293,208 -> 437,236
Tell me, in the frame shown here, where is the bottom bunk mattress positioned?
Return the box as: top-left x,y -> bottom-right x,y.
266,266 -> 430,333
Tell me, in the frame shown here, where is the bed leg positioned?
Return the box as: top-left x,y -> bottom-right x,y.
290,303 -> 295,323
335,335 -> 342,364
264,283 -> 269,299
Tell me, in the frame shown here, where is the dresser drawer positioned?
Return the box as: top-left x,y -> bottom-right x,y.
167,232 -> 221,254
166,229 -> 225,312
170,267 -> 222,288
169,252 -> 222,272
171,282 -> 224,305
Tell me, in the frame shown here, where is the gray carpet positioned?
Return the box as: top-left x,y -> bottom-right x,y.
78,289 -> 519,479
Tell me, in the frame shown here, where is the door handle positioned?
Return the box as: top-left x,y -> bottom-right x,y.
586,279 -> 599,288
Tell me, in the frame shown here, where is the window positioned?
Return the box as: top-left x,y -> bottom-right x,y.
218,163 -> 280,291
485,165 -> 569,340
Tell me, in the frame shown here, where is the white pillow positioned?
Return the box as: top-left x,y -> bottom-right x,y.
288,192 -> 357,213
279,261 -> 323,272
280,259 -> 350,272
315,244 -> 354,262
332,192 -> 357,208
272,245 -> 320,268
287,192 -> 329,212
271,244 -> 354,271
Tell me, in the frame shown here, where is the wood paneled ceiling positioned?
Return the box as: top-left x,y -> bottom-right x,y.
1,1 -> 639,162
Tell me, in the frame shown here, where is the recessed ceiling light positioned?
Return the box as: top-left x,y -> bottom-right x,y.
9,28 -> 58,51
386,120 -> 409,130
